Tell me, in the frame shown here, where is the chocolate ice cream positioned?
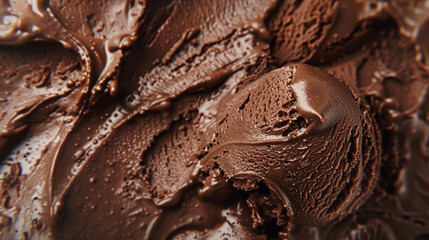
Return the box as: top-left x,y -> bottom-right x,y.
1,0 -> 429,239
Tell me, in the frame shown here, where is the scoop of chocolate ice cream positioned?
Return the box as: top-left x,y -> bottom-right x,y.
203,64 -> 381,225
2,0 -> 429,239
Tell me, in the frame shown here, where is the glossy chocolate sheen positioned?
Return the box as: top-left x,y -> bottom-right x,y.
1,0 -> 429,239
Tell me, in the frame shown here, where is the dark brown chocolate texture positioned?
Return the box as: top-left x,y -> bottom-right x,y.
206,64 -> 381,227
1,0 -> 429,239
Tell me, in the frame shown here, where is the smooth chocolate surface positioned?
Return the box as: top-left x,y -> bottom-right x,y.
1,0 -> 429,239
